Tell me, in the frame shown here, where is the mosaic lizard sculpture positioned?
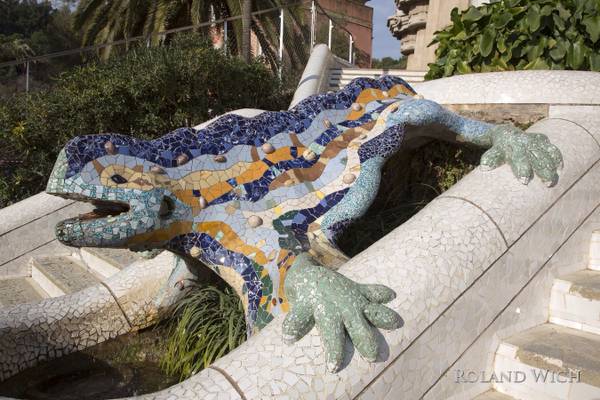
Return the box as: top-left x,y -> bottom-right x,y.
46,76 -> 562,372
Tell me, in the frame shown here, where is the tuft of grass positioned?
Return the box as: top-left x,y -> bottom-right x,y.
159,284 -> 246,380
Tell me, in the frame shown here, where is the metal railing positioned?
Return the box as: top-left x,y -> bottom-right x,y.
310,1 -> 354,64
0,0 -> 356,95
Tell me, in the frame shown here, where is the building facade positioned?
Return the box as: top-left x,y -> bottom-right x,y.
320,0 -> 374,67
388,0 -> 489,70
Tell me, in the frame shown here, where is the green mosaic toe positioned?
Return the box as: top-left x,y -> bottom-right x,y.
282,304 -> 315,344
482,124 -> 563,186
283,253 -> 402,372
479,146 -> 505,171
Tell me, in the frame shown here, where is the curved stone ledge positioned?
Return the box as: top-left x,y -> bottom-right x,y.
414,71 -> 600,105
0,251 -> 177,381
290,44 -> 333,109
549,105 -> 600,146
130,367 -> 244,400
0,192 -> 74,237
290,44 -> 355,109
0,284 -> 128,381
438,117 -> 600,244
103,251 -> 180,329
0,196 -> 91,279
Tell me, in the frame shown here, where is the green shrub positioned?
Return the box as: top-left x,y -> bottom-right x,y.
159,285 -> 246,380
0,33 -> 291,207
426,0 -> 600,80
372,56 -> 407,69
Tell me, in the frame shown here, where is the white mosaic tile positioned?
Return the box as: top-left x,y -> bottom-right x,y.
439,118 -> 600,245
0,284 -> 129,380
414,71 -> 600,105
132,367 -> 242,400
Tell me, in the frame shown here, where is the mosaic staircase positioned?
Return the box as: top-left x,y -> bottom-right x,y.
328,68 -> 427,91
0,247 -> 143,308
472,231 -> 600,400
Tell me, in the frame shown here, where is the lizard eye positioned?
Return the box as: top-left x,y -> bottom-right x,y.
159,197 -> 175,218
110,174 -> 128,184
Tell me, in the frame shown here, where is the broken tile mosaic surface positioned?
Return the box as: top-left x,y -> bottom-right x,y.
46,76 -> 563,362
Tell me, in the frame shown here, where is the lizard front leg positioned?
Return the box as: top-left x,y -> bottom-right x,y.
395,99 -> 563,186
282,253 -> 402,372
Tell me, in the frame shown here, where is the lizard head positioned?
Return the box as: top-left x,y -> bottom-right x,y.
46,132 -> 194,251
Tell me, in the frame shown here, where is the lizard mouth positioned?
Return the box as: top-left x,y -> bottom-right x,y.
52,194 -> 134,247
51,192 -> 175,247
77,199 -> 131,221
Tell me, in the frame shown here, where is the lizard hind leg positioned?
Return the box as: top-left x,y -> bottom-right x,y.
153,254 -> 206,311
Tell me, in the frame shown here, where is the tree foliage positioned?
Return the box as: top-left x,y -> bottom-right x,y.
73,0 -> 309,71
0,0 -> 53,38
0,0 -> 79,61
372,56 -> 407,69
0,1 -> 80,94
426,0 -> 600,80
0,34 -> 289,207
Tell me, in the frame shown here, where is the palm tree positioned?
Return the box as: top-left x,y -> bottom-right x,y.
241,0 -> 251,62
73,0 -> 310,73
0,36 -> 34,62
0,36 -> 35,91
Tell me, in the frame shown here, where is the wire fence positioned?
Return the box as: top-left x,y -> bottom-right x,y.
0,0 -> 356,97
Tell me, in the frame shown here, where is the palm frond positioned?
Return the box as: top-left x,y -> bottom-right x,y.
73,0 -> 310,76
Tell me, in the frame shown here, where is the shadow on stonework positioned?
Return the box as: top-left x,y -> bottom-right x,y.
0,325 -> 177,400
337,138 -> 485,257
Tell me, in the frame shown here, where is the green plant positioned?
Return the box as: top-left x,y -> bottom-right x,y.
159,284 -> 246,380
372,56 -> 407,69
0,33 -> 290,208
74,0 -> 309,70
0,1 -> 81,95
426,0 -> 600,80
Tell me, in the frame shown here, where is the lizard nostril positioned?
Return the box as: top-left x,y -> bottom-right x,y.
159,197 -> 175,218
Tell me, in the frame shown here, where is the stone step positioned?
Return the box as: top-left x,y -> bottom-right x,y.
0,277 -> 47,307
329,68 -> 427,77
79,247 -> 144,279
494,324 -> 600,400
328,68 -> 427,90
30,255 -> 100,297
472,390 -> 516,400
329,69 -> 425,87
550,269 -> 600,334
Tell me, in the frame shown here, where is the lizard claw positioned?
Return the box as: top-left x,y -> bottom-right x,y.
282,253 -> 402,372
481,125 -> 563,187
